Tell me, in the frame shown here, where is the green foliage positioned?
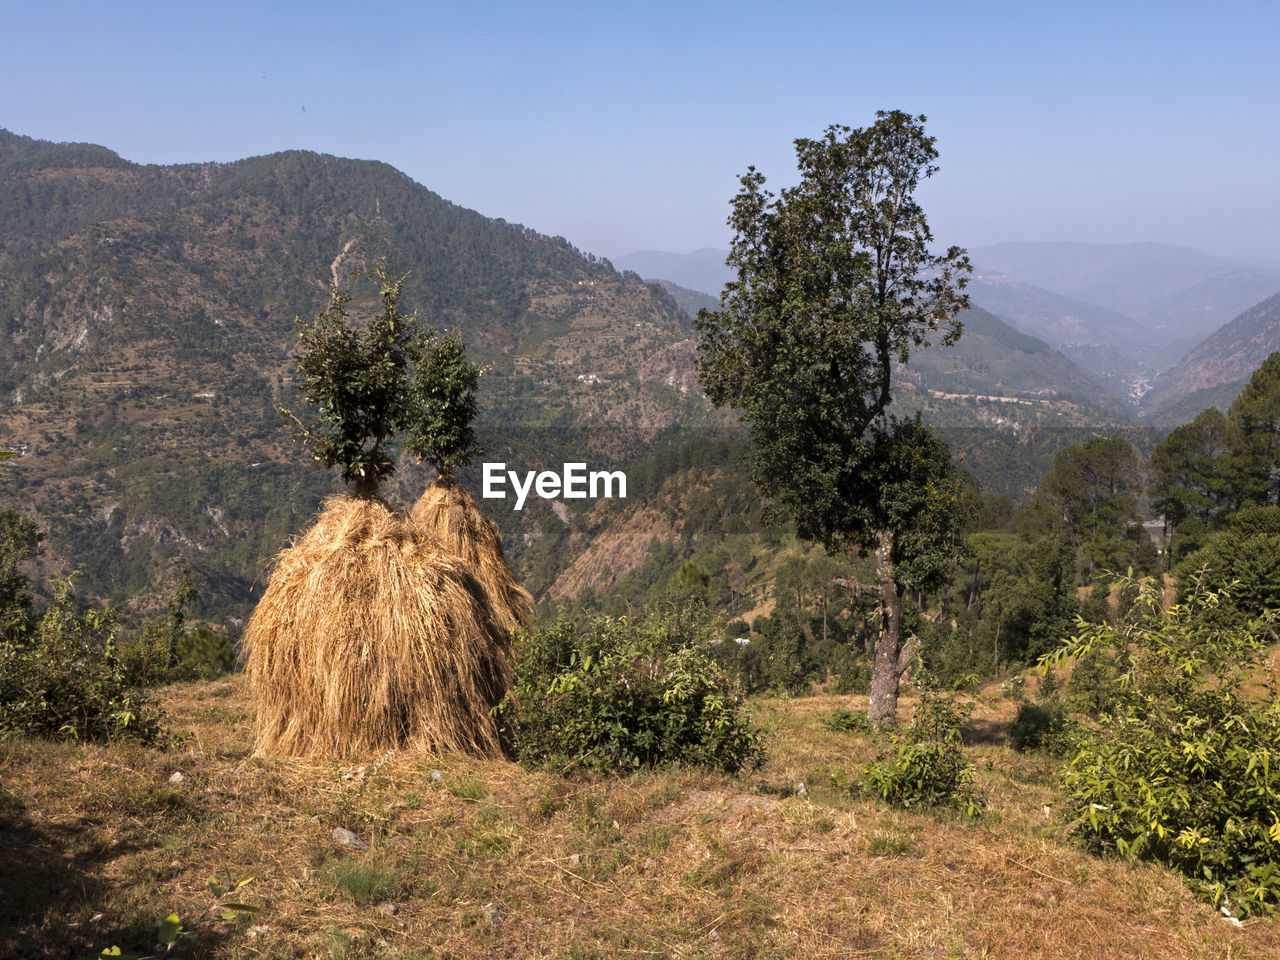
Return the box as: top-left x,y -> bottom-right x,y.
829,644 -> 872,694
1149,408 -> 1229,528
0,576 -> 163,744
1177,506 -> 1280,624
0,508 -> 41,636
496,608 -> 765,774
1045,576 -> 1280,915
283,262 -> 481,496
115,570 -> 233,684
822,709 -> 871,734
694,112 -> 970,724
756,611 -> 809,695
1221,351 -> 1280,509
1008,700 -> 1077,756
862,678 -> 983,817
666,560 -> 711,607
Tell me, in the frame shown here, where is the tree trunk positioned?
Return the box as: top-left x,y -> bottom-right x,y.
868,528 -> 915,726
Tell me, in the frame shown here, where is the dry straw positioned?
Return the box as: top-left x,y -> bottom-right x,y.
245,492 -> 522,758
411,473 -> 533,631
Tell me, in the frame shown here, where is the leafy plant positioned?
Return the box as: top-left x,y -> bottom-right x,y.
862,672 -> 983,816
1044,574 -> 1280,915
1008,700 -> 1077,756
822,709 -> 871,734
496,607 -> 765,774
1,575 -> 163,743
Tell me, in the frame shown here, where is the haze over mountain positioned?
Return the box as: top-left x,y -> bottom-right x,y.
1139,290 -> 1280,424
623,242 -> 1280,409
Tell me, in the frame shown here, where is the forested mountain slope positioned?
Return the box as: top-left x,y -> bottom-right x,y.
0,130 -> 704,624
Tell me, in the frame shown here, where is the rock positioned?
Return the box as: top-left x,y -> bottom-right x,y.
642,857 -> 656,871
246,925 -> 270,939
430,770 -> 444,784
332,827 -> 371,852
794,782 -> 807,797
168,771 -> 184,785
190,747 -> 205,759
568,853 -> 581,867
389,836 -> 413,852
482,902 -> 504,926
376,901 -> 398,917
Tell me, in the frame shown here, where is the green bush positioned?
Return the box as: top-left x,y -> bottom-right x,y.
496,608 -> 765,774
862,677 -> 983,817
829,645 -> 872,695
822,709 -> 871,734
1008,700 -> 1076,756
1044,575 -> 1280,916
0,577 -> 163,743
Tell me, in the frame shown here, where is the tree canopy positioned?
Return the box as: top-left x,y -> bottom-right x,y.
282,262 -> 482,497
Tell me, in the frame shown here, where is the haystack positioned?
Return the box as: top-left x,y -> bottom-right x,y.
244,495 -> 513,758
411,473 -> 533,631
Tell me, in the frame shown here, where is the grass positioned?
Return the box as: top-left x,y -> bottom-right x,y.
0,677 -> 1277,959
323,856 -> 402,904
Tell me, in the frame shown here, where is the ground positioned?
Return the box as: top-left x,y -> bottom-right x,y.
1,680 -> 1276,960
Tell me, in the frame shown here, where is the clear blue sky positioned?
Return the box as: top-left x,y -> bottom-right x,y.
3,0 -> 1277,262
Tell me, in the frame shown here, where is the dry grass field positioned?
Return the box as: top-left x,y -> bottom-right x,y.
2,679 -> 1276,960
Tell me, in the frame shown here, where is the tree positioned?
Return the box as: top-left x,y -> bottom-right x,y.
1221,352 -> 1280,509
695,112 -> 971,724
1149,408 -> 1229,532
0,508 -> 41,636
1035,436 -> 1142,578
282,262 -> 482,497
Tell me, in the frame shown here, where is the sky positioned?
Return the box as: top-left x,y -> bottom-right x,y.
3,0 -> 1278,263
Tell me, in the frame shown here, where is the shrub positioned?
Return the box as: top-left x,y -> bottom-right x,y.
829,645 -> 872,695
1008,700 -> 1076,756
862,675 -> 983,816
1044,575 -> 1280,916
496,608 -> 765,774
0,576 -> 163,743
822,709 -> 871,734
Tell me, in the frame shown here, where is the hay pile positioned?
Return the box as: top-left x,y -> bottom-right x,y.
411,473 -> 533,630
244,495 -> 516,758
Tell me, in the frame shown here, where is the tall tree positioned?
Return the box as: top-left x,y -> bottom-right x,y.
695,112 -> 971,724
1149,407 -> 1229,532
1222,352 -> 1280,509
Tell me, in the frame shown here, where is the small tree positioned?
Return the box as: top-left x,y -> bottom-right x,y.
282,262 -> 481,496
695,112 -> 971,724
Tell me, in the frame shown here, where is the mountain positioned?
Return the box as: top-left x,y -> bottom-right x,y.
650,279 -> 719,319
970,241 -> 1280,325
964,270 -> 1151,398
613,249 -> 1122,415
611,248 -> 732,297
1139,291 -> 1280,422
0,129 -> 705,625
